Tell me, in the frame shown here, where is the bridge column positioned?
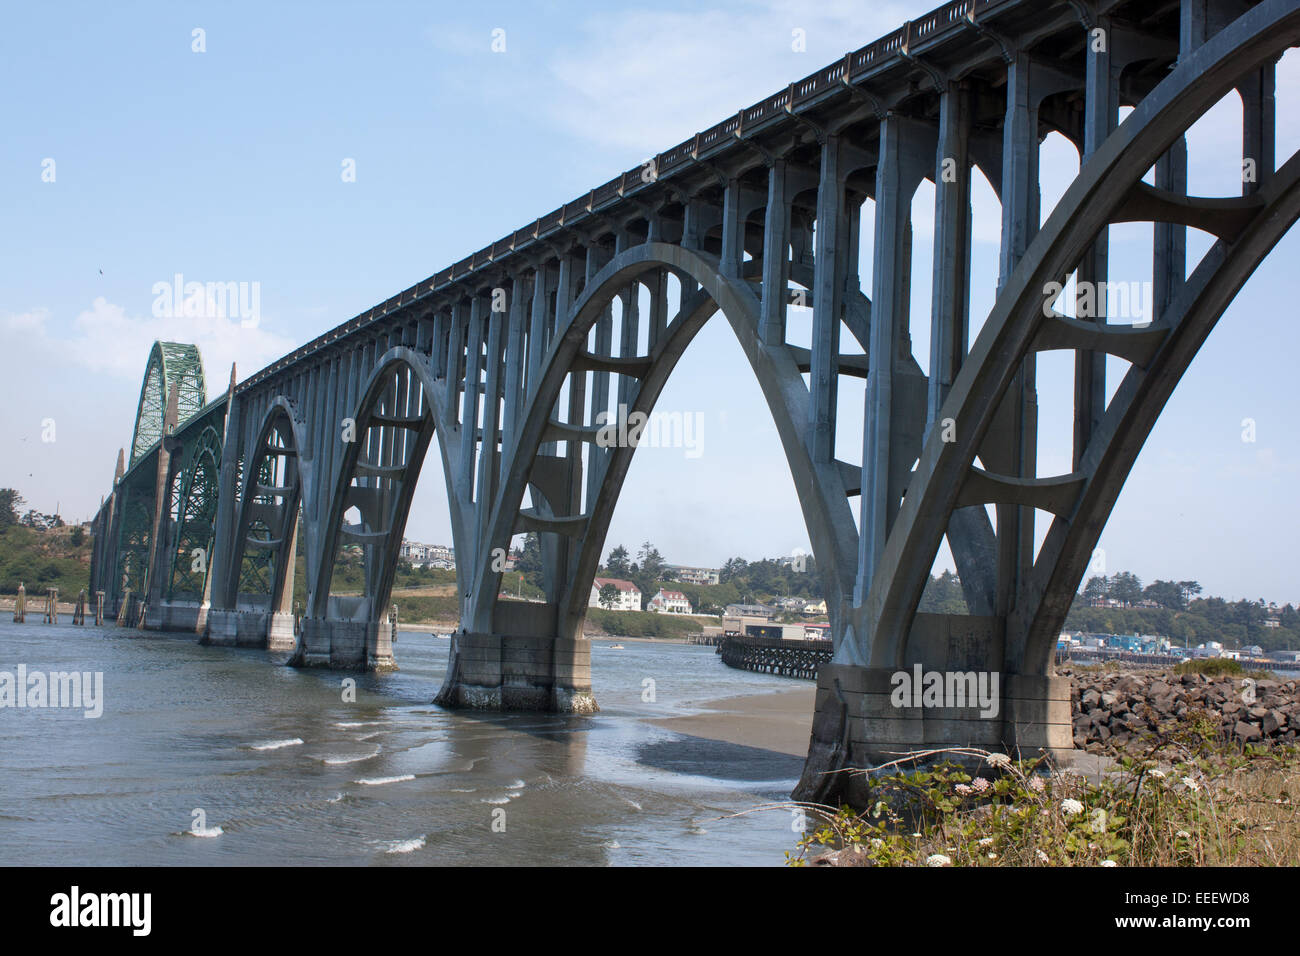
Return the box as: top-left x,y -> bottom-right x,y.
204,388 -> 245,646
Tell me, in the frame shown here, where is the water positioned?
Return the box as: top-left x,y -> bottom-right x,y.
0,621 -> 811,866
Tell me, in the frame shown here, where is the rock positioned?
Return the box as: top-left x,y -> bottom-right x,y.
1150,680 -> 1172,698
1082,689 -> 1102,708
1233,721 -> 1262,742
1262,710 -> 1285,736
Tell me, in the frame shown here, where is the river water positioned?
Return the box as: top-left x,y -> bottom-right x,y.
0,620 -> 811,866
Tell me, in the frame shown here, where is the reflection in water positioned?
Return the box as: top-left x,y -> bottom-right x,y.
0,622 -> 811,866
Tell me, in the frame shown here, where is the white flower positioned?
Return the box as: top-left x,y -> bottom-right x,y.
986,753 -> 1012,768
1036,849 -> 1050,863
926,853 -> 952,867
1100,859 -> 1117,867
987,852 -> 998,860
1029,776 -> 1045,793
1181,776 -> 1200,792
978,837 -> 994,846
1148,769 -> 1166,778
1175,830 -> 1190,840
870,838 -> 884,848
1061,798 -> 1084,816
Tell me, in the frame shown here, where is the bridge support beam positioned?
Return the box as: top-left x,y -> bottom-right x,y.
435,632 -> 595,713
797,614 -> 1072,805
297,616 -> 395,671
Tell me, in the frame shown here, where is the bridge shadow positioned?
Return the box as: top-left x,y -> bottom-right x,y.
636,734 -> 805,784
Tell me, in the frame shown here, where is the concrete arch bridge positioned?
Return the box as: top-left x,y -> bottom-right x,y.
90,0 -> 1300,803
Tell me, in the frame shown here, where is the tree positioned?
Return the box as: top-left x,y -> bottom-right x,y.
598,583 -> 620,610
1109,571 -> 1143,607
0,489 -> 22,532
1081,575 -> 1109,606
1143,579 -> 1185,610
516,533 -> 544,589
634,541 -> 665,595
605,544 -> 631,577
636,542 -> 665,587
1178,580 -> 1202,606
720,557 -> 748,583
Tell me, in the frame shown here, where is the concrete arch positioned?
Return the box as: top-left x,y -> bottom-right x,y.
309,347 -> 456,628
863,0 -> 1300,671
225,397 -> 307,612
466,242 -> 860,655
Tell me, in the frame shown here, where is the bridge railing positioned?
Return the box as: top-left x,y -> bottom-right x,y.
234,0 -> 1002,395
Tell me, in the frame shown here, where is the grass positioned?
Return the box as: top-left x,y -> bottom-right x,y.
779,709 -> 1299,867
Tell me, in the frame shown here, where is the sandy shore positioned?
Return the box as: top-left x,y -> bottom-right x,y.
648,686 -> 816,758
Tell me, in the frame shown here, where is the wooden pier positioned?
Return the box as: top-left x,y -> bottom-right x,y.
718,635 -> 832,680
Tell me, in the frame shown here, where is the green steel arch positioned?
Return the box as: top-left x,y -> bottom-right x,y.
166,424 -> 223,601
129,341 -> 207,465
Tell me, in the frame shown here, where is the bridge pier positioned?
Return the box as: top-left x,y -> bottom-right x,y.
799,665 -> 1072,806
296,618 -> 395,671
435,632 -> 596,714
796,613 -> 1073,805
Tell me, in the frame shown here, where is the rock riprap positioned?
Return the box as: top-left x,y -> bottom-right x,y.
1060,668 -> 1298,754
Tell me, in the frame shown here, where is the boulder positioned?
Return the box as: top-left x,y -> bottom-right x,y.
1233,721 -> 1262,742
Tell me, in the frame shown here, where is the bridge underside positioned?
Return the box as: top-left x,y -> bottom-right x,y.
91,0 -> 1300,806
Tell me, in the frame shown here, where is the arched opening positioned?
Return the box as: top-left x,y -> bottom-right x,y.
313,354 -> 445,657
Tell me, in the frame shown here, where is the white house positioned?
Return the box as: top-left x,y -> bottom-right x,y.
647,588 -> 692,614
589,577 -> 642,612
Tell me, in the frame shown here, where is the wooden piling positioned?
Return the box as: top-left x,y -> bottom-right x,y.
73,589 -> 86,625
95,590 -> 105,626
45,587 -> 58,624
13,583 -> 25,623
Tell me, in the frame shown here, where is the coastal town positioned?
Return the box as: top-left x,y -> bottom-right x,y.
390,536 -> 1300,670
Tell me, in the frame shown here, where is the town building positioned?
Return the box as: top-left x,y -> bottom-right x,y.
724,603 -> 777,619
801,598 -> 827,616
665,565 -> 720,586
588,577 -> 642,612
647,588 -> 692,614
399,539 -> 456,569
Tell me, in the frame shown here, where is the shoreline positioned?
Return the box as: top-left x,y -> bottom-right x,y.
647,686 -> 816,758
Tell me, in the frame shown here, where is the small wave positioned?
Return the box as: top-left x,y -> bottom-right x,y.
326,793 -> 345,803
446,788 -> 476,794
249,738 -> 303,751
623,799 -> 642,811
384,835 -> 427,854
356,774 -> 415,786
604,840 -> 621,849
187,826 -> 224,838
480,795 -> 512,805
322,751 -> 379,766
508,779 -> 526,789
334,721 -> 385,729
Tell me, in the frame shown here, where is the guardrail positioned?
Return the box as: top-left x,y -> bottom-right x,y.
235,0 -> 1002,394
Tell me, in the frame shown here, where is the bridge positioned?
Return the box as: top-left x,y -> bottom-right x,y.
89,0 -> 1300,805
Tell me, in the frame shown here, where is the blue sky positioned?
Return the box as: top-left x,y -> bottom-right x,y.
2,1 -> 1297,604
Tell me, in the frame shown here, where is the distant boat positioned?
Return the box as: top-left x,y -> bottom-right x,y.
609,643 -> 624,650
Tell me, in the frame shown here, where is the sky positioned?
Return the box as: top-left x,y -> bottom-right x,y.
1,1 -> 1297,605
